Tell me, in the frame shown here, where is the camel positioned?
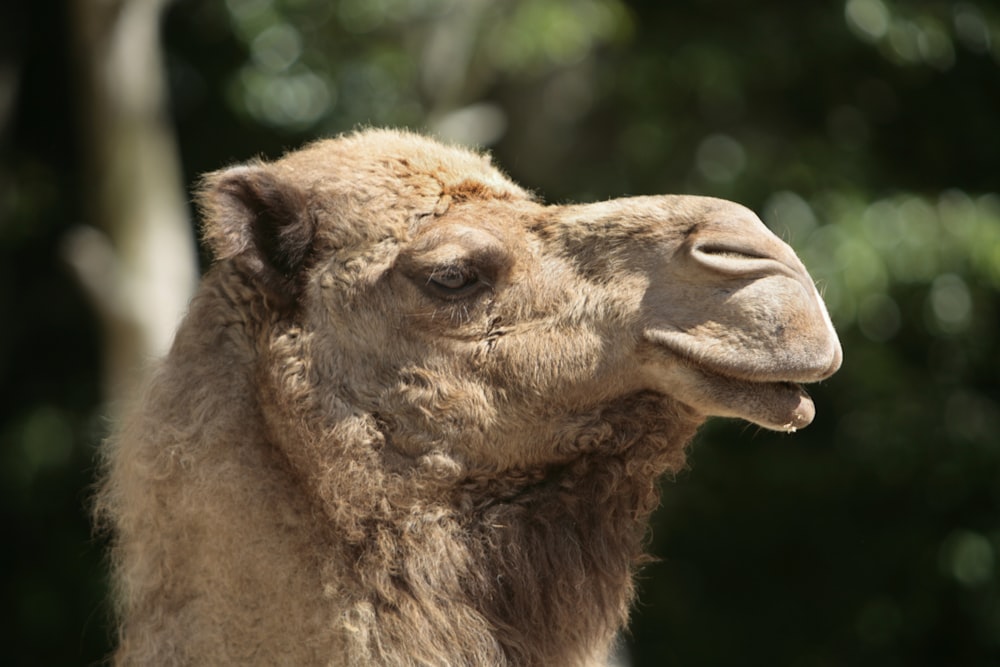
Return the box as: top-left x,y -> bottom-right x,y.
96,129 -> 842,666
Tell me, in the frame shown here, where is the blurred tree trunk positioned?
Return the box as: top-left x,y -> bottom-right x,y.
65,0 -> 197,405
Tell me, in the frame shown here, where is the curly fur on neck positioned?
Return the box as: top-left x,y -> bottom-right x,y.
260,316 -> 697,666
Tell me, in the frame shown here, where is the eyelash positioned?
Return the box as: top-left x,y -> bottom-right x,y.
426,265 -> 486,299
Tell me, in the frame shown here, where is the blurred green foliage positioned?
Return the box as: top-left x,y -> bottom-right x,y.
3,0 -> 999,664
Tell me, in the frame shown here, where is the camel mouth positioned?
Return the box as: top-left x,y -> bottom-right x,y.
641,340 -> 818,432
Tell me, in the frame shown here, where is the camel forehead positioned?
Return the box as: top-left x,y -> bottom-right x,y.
273,129 -> 532,203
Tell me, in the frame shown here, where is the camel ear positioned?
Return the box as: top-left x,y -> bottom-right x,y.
198,164 -> 316,291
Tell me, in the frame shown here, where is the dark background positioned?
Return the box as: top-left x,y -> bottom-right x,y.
3,0 -> 999,664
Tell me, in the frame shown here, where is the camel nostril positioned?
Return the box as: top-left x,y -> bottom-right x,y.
691,242 -> 790,277
696,244 -> 769,261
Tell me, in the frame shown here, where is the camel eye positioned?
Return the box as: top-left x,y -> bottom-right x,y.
427,265 -> 482,297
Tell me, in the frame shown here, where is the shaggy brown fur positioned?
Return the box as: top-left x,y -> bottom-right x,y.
96,129 -> 841,666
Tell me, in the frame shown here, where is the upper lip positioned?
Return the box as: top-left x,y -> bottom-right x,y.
643,327 -> 840,386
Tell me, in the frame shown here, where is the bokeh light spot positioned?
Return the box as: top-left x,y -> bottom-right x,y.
251,23 -> 303,73
695,134 -> 746,184
845,0 -> 890,42
928,273 -> 972,334
235,66 -> 333,130
953,4 -> 992,54
763,191 -> 818,246
857,292 -> 902,342
940,530 -> 994,588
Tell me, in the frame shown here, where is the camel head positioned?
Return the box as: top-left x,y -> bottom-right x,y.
199,129 -> 842,473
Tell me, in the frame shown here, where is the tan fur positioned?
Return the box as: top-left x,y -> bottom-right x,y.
96,129 -> 841,666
